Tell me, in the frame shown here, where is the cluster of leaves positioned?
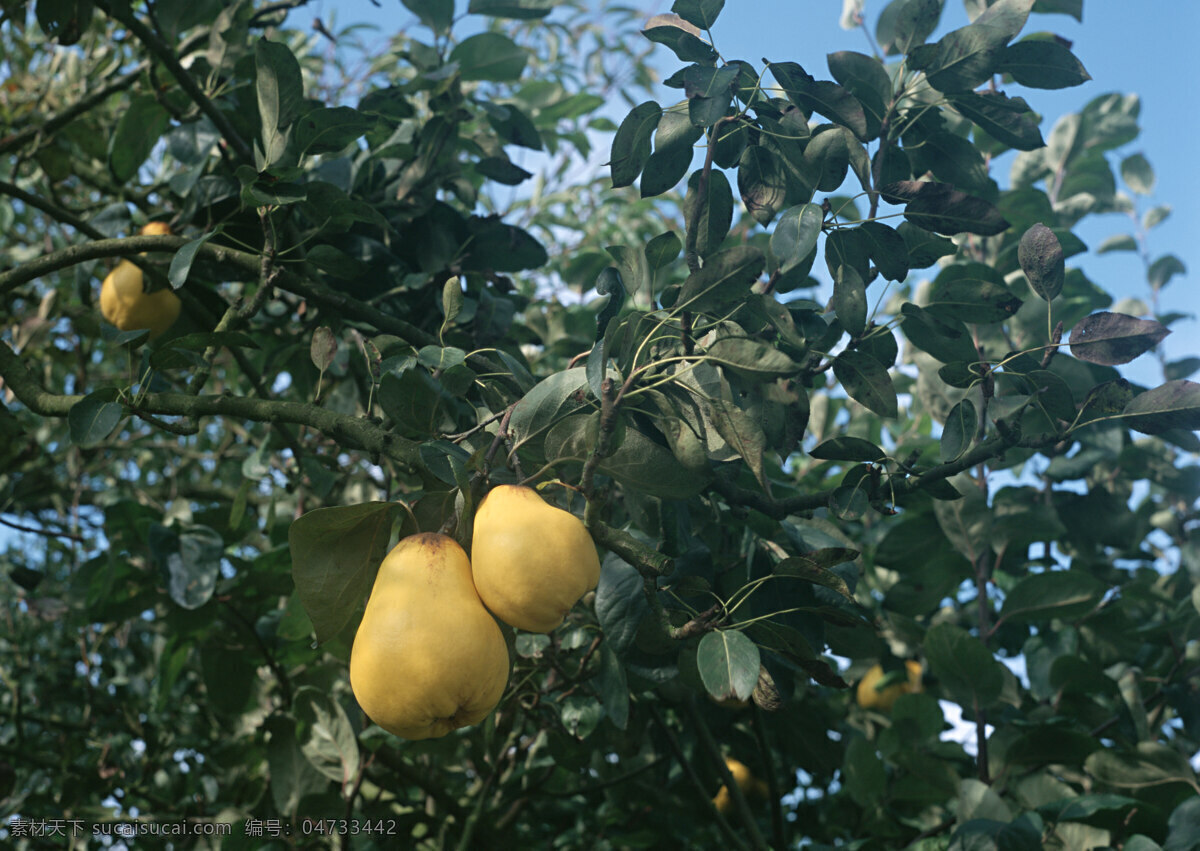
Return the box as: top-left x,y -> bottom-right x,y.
0,0 -> 1198,849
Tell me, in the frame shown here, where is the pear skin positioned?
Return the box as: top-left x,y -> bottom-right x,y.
349,533 -> 510,739
99,221 -> 180,338
471,485 -> 601,633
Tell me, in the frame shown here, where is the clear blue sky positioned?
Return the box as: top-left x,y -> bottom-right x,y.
293,0 -> 1198,379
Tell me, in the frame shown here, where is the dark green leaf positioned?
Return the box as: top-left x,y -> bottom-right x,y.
167,230 -> 219,289
675,245 -> 764,313
1019,223 -> 1065,301
738,144 -> 787,225
288,503 -> 399,643
597,644 -> 629,730
475,156 -> 533,185
1085,743 -> 1200,793
684,168 -> 734,258
641,140 -> 694,197
832,264 -> 868,336
151,523 -> 224,610
671,0 -> 724,29
255,38 -> 305,132
1000,569 -> 1106,623
595,556 -> 651,656
882,180 -> 1010,236
1069,312 -> 1169,366
467,0 -> 559,19
293,686 -> 360,787
900,302 -> 980,363
450,32 -> 528,81
999,39 -> 1091,89
610,101 -> 662,188
941,399 -> 977,461
404,0 -> 455,30
859,221 -> 910,282
929,262 -> 1022,323
642,15 -> 717,64
876,0 -> 943,55
899,221 -> 957,267
1122,380 -> 1200,435
771,203 -> 823,275
705,337 -> 798,378
951,91 -> 1045,151
834,349 -> 897,417
923,21 -> 1011,93
924,622 -> 1005,707
769,62 -> 870,141
109,96 -> 171,183
68,391 -> 122,448
1120,152 -> 1155,195
645,231 -> 683,270
810,436 -> 886,462
1148,255 -> 1186,292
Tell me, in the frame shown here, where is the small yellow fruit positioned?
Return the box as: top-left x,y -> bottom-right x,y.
470,485 -> 601,633
712,757 -> 768,814
349,533 -> 511,740
855,660 -> 923,713
98,222 -> 180,338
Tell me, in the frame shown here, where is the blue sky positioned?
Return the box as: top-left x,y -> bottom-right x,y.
293,0 -> 1198,385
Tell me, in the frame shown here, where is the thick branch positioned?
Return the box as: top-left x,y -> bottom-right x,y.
0,341 -> 420,470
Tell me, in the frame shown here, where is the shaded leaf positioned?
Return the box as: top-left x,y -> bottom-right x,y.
1019,223 -> 1065,301
951,91 -> 1045,151
832,264 -> 868,336
684,168 -> 734,258
929,261 -> 1022,323
642,15 -> 717,64
68,391 -> 122,448
1069,312 -> 1169,365
999,570 -> 1107,623
769,62 -> 870,141
833,349 -> 898,417
467,0 -> 558,19
449,32 -> 528,81
810,436 -> 885,462
1120,152 -> 1155,195
611,102 -> 663,188
999,39 -> 1091,89
1122,380 -> 1200,435
924,622 -> 1004,707
771,203 -> 823,275
882,180 -> 1010,236
941,399 -> 976,461
676,245 -> 764,313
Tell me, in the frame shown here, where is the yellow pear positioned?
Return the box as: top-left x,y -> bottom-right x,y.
98,222 -> 180,338
712,757 -> 769,813
471,485 -> 601,633
855,660 -> 923,712
349,533 -> 510,740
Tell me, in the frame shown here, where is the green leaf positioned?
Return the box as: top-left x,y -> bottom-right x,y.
876,0 -> 942,55
266,717 -> 329,817
255,38 -> 305,166
671,0 -> 724,29
924,622 -> 1004,707
900,303 -> 980,363
641,15 -> 717,64
771,203 -> 823,275
770,61 -> 870,141
999,39 -> 1091,89
922,21 -> 1011,93
833,349 -> 898,418
705,337 -> 798,378
899,221 -> 958,267
109,96 -> 171,183
1144,205 -> 1171,230
1032,0 -> 1081,20
475,156 -> 533,185
450,32 -> 528,81
167,230 -> 219,289
675,245 -> 764,314
775,550 -> 858,601
404,0 -> 455,31
509,368 -> 591,454
1120,152 -> 1155,195
1121,380 -> 1200,435
882,180 -> 1010,236
1085,743 -> 1200,794
595,556 -> 651,656
697,630 -> 760,702
737,144 -> 788,225
859,221 -> 910,282
1019,223 -> 1065,301
293,686 -> 360,789
1097,234 -> 1137,254
827,50 -> 891,138
683,168 -> 734,258
951,91 -> 1045,151
645,231 -> 683,270
1147,254 -> 1186,291
941,399 -> 977,461
597,644 -> 630,730
707,398 -> 767,491
288,503 -> 399,643
1069,312 -> 1169,366
832,264 -> 867,336
467,0 -> 559,19
68,391 -> 122,448
486,101 -> 543,150
928,262 -> 1023,323
905,126 -> 989,193
999,570 -> 1107,623
810,436 -> 885,462
150,523 -> 224,610
610,101 -> 662,188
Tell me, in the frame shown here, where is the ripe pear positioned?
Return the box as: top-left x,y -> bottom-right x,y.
712,757 -> 769,813
471,485 -> 601,633
349,533 -> 510,740
98,221 -> 180,338
855,660 -> 923,712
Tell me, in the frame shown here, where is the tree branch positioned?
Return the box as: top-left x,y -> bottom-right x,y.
0,340 -> 420,470
95,1 -> 254,164
0,64 -> 147,157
